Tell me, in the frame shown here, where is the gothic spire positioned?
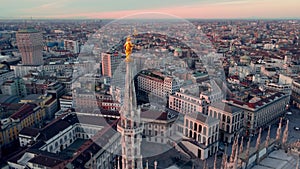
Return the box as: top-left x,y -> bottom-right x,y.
221,153 -> 227,169
265,125 -> 271,148
145,160 -> 148,169
230,135 -> 239,162
245,138 -> 251,161
276,118 -> 282,141
214,153 -> 217,169
256,128 -> 262,151
233,141 -> 239,169
282,120 -> 289,145
239,136 -> 244,155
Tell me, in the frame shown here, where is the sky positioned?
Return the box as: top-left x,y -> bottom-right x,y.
0,0 -> 299,19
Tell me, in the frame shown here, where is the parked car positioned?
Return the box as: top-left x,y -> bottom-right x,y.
286,112 -> 292,115
294,127 -> 300,131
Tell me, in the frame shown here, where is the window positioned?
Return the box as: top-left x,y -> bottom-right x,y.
190,121 -> 193,129
194,123 -> 197,131
227,116 -> 231,123
226,125 -> 230,132
203,127 -> 207,135
198,125 -> 202,133
222,114 -> 226,122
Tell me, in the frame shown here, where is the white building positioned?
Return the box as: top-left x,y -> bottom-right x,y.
64,40 -> 80,53
225,92 -> 290,134
141,109 -> 178,145
169,86 -> 209,115
137,69 -> 180,98
209,102 -> 244,143
1,77 -> 27,97
182,112 -> 219,160
10,112 -> 120,169
0,70 -> 14,85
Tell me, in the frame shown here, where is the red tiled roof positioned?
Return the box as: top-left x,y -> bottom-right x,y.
10,103 -> 38,120
45,97 -> 56,105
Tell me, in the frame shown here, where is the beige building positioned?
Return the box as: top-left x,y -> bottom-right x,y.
168,80 -> 223,115
16,29 -> 43,66
291,79 -> 300,108
0,103 -> 46,149
225,92 -> 290,135
183,113 -> 219,160
1,77 -> 27,97
141,109 -> 178,144
209,102 -> 244,143
137,69 -> 180,98
169,89 -> 209,115
101,52 -> 123,77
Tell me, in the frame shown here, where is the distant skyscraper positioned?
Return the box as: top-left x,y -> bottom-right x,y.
16,29 -> 43,66
101,52 -> 122,77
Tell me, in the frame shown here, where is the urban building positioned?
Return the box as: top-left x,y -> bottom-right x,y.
183,112 -> 219,160
291,78 -> 300,108
64,39 -> 80,53
208,102 -> 244,143
24,79 -> 48,95
16,29 -> 43,66
169,86 -> 209,115
59,94 -> 73,111
0,103 -> 45,149
137,69 -> 180,99
46,81 -> 65,98
20,94 -> 58,120
190,71 -> 209,83
0,69 -> 14,86
226,92 -> 290,134
8,112 -> 120,169
141,109 -> 178,144
18,127 -> 40,147
1,77 -> 27,97
101,52 -> 123,77
168,80 -> 222,115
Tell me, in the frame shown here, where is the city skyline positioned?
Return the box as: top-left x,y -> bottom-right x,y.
1,0 -> 299,19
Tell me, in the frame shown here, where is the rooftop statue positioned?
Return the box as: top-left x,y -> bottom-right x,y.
124,36 -> 134,62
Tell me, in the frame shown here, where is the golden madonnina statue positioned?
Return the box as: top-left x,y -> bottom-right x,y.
124,36 -> 134,62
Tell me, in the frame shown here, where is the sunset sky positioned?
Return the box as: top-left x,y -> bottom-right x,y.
0,0 -> 299,19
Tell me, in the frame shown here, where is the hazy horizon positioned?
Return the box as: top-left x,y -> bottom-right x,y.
1,0 -> 299,20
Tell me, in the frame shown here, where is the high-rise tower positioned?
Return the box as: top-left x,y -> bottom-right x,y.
117,37 -> 143,169
16,28 -> 43,66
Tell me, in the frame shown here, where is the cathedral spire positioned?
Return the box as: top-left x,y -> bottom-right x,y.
245,138 -> 251,160
282,120 -> 289,145
118,36 -> 143,169
230,135 -> 239,162
221,153 -> 227,169
233,141 -> 239,169
256,128 -> 262,151
214,153 -> 217,169
239,136 -> 244,155
265,125 -> 271,148
276,118 -> 282,141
